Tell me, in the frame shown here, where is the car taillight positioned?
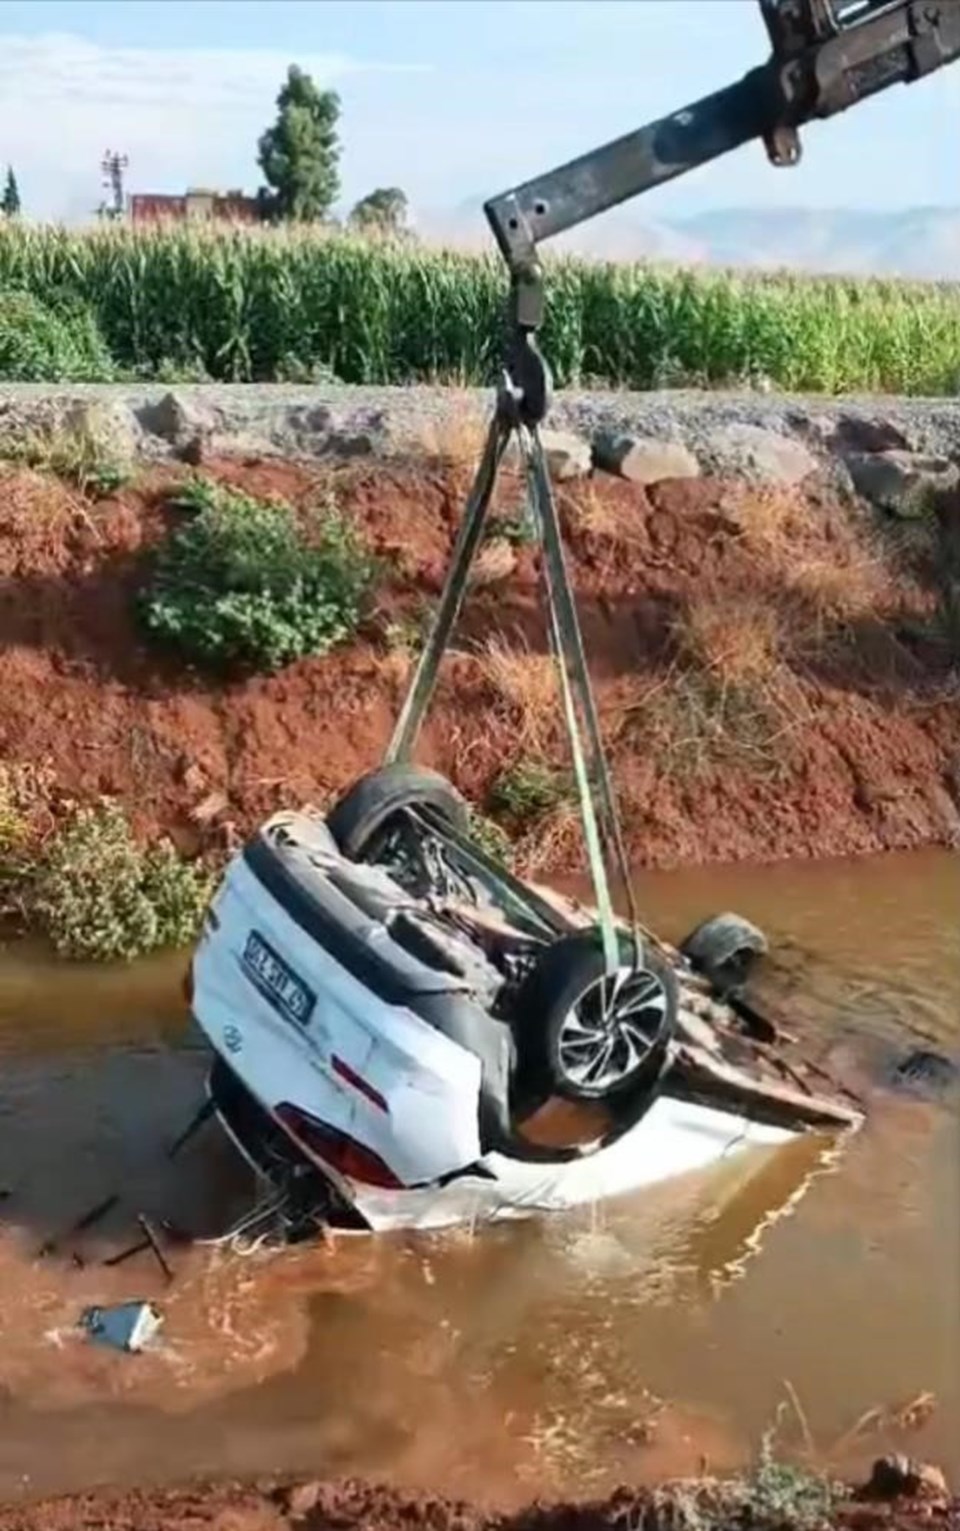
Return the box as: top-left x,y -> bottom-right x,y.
331,1053 -> 389,1113
275,1104 -> 403,1190
181,964 -> 194,1006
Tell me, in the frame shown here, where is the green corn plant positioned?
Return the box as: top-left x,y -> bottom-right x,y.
0,220 -> 956,393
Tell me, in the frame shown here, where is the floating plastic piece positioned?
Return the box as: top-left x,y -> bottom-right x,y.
79,1301 -> 164,1353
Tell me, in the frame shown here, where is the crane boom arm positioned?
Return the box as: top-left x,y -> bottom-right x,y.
483,0 -> 960,329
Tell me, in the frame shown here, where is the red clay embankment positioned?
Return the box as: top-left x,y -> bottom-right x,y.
1,451 -> 958,874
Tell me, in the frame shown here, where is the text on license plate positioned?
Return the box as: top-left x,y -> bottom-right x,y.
241,930 -> 316,1028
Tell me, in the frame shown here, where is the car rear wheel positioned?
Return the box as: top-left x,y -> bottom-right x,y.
325,764 -> 470,861
516,931 -> 678,1103
679,911 -> 768,995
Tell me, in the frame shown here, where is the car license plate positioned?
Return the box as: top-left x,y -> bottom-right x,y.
241,930 -> 316,1029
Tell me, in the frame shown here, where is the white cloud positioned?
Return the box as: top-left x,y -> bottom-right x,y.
0,33 -> 426,220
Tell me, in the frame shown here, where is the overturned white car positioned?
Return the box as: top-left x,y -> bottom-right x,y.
186,764 -> 863,1240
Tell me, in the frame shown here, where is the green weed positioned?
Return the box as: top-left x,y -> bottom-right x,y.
381,600 -> 435,657
140,477 -> 376,672
466,810 -> 513,866
29,800 -> 212,962
0,288 -> 115,382
489,759 -> 574,823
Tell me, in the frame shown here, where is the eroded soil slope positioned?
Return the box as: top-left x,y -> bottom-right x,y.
1,454 -> 958,873
1,1474 -> 955,1531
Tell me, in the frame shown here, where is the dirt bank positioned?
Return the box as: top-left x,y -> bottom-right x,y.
2,1471 -> 956,1531
1,449 -> 958,877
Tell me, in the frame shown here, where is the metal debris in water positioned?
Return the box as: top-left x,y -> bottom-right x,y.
36,1192 -> 120,1259
892,1048 -> 958,1100
79,1301 -> 164,1354
103,1215 -> 175,1283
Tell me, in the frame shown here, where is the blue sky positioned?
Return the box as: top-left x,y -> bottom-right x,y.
0,0 -> 956,227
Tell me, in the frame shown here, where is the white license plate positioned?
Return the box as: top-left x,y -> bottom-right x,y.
241,930 -> 316,1028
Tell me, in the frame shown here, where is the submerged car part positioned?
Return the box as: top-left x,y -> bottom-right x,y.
188,776 -> 863,1237
680,912 -> 770,997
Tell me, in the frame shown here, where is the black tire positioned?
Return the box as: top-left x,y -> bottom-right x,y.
679,912 -> 768,995
325,764 -> 470,861
515,930 -> 678,1103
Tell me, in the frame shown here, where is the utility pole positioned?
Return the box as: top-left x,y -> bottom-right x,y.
100,150 -> 129,220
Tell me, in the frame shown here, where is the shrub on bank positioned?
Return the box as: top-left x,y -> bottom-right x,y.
139,477 -> 375,673
0,288 -> 114,381
0,221 -> 957,392
30,800 -> 212,962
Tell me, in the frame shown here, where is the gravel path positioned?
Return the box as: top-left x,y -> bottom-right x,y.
0,380 -> 957,481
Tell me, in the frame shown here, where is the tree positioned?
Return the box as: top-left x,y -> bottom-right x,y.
257,65 -> 341,222
2,167 -> 20,217
348,186 -> 409,237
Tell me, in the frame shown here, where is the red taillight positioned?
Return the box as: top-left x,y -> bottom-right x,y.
275,1104 -> 403,1189
331,1054 -> 389,1114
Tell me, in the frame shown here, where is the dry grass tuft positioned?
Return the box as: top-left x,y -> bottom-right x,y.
0,759 -> 59,917
0,463 -> 99,547
784,550 -> 890,628
471,536 -> 518,587
0,406 -> 133,498
513,802 -> 585,879
725,487 -> 893,628
672,593 -> 783,687
414,400 -> 490,466
720,485 -> 804,552
562,481 -> 633,542
616,645 -> 805,785
479,633 -> 559,751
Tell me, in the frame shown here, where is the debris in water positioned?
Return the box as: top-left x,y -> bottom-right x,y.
829,1391 -> 938,1456
103,1214 -> 176,1283
861,1455 -> 951,1506
891,1048 -> 958,1100
167,1094 -> 218,1160
36,1191 -> 120,1258
892,1390 -> 938,1433
79,1301 -> 164,1354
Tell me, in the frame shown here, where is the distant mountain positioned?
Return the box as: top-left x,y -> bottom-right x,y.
414,203 -> 960,279
672,207 -> 960,279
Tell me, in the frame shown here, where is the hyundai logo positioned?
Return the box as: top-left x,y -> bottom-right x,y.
222,1024 -> 243,1054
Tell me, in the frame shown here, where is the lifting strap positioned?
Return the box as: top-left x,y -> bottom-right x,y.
385,412 -> 643,975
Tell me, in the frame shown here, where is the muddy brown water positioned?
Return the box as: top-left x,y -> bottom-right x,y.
0,849 -> 957,1508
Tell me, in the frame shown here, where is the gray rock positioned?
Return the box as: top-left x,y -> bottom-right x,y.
204,430 -> 270,461
0,384 -> 958,482
592,432 -> 700,483
326,429 -> 379,458
282,1481 -> 322,1518
135,390 -> 216,447
700,423 -> 819,485
504,427 -> 592,480
280,403 -> 333,454
844,448 -> 960,515
827,414 -> 911,455
49,398 -> 140,464
864,1455 -> 950,1505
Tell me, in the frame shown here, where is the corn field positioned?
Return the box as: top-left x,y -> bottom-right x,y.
0,221 -> 957,394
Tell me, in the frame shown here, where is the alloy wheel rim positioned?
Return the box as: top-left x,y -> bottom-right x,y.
557,965 -> 669,1091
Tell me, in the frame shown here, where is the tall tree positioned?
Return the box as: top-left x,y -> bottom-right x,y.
258,66 -> 341,222
348,186 -> 409,237
2,167 -> 20,217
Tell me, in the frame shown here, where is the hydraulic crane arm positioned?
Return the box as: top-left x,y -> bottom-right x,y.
484,0 -> 960,346
389,0 -> 960,974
